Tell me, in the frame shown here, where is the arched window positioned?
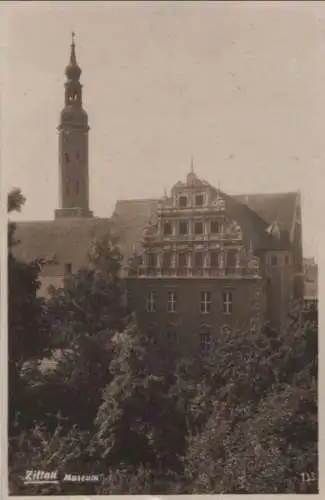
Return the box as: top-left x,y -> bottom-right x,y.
65,152 -> 70,163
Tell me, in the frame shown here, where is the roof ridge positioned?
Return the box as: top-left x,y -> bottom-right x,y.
235,191 -> 299,197
116,198 -> 161,203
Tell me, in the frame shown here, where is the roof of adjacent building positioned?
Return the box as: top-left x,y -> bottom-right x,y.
233,191 -> 299,233
13,217 -> 112,268
12,190 -> 299,268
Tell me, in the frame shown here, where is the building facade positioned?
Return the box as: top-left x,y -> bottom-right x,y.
125,169 -> 302,355
13,36 -> 305,344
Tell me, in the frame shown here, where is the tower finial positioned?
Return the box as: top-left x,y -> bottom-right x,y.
65,31 -> 81,80
190,156 -> 194,173
70,31 -> 77,66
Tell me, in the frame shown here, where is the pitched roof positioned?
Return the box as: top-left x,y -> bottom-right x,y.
111,191 -> 293,261
13,217 -> 112,268
234,192 -> 299,233
111,198 -> 161,260
13,191 -> 297,270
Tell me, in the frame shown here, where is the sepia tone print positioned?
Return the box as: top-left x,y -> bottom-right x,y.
6,3 -> 318,495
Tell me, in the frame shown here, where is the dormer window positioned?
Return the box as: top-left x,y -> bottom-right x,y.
179,195 -> 188,208
195,193 -> 204,207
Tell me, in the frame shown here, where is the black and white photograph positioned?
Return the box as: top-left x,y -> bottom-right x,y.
3,1 -> 319,495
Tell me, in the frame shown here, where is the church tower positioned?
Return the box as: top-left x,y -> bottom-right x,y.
55,33 -> 93,219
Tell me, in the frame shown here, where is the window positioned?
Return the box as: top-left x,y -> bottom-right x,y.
285,254 -> 291,265
271,255 -> 278,266
194,221 -> 203,235
178,252 -> 187,267
148,253 -> 157,267
76,151 -> 80,160
195,193 -> 204,207
223,291 -> 233,314
226,250 -> 237,270
146,291 -> 156,312
200,291 -> 211,313
65,152 -> 70,163
167,291 -> 177,313
147,324 -> 156,344
200,333 -> 211,352
162,252 -> 172,268
194,251 -> 203,267
211,220 -> 221,234
164,221 -> 172,235
210,251 -> 218,267
64,263 -> 72,275
167,327 -> 177,344
179,221 -> 188,235
76,180 -> 80,195
179,195 -> 188,208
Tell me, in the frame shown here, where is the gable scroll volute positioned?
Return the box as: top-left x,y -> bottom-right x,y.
225,219 -> 243,240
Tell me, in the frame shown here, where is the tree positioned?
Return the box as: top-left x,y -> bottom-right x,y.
28,235 -> 130,432
181,312 -> 318,494
92,319 -> 187,476
8,189 -> 49,435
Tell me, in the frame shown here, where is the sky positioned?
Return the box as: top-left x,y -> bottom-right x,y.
2,1 -> 325,258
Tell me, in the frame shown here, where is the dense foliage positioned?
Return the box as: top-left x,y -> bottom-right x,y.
8,190 -> 318,495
